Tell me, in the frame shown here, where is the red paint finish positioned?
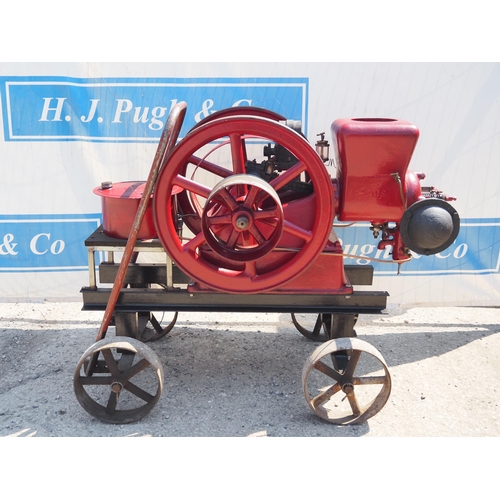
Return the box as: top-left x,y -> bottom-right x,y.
331,118 -> 420,222
94,181 -> 182,240
94,181 -> 158,240
153,115 -> 335,294
189,247 -> 351,294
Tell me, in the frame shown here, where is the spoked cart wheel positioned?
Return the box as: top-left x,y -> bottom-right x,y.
137,312 -> 179,342
302,338 -> 391,425
111,311 -> 178,343
291,313 -> 358,342
74,337 -> 163,424
138,312 -> 179,342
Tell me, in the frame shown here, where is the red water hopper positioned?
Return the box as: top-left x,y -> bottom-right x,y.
331,118 -> 420,223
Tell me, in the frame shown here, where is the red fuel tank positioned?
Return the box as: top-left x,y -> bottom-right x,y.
331,118 -> 420,222
93,181 -> 157,240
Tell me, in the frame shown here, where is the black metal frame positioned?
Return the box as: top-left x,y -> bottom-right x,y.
81,226 -> 388,338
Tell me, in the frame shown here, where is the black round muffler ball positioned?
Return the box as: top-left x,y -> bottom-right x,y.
400,198 -> 460,255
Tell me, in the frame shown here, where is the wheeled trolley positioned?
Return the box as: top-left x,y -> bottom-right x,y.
74,102 -> 459,425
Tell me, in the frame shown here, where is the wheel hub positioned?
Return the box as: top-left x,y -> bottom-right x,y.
201,174 -> 284,263
111,381 -> 123,393
234,213 -> 251,231
342,382 -> 354,394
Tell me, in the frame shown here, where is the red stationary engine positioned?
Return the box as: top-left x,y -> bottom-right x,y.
79,104 -> 461,426
145,107 -> 459,294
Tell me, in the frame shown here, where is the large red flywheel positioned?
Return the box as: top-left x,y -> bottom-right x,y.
176,107 -> 286,234
153,115 -> 334,294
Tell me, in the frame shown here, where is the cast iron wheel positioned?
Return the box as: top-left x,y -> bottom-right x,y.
74,337 -> 163,424
302,337 -> 391,425
153,115 -> 334,294
291,313 -> 358,342
139,312 -> 179,342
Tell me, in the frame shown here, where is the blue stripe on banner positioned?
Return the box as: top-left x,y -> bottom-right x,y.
0,216 -> 498,275
0,77 -> 308,142
0,214 -> 101,271
333,218 -> 500,276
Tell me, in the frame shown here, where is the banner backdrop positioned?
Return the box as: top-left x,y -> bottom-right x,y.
0,62 -> 499,306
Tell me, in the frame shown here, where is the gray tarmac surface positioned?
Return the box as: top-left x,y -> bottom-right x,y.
0,301 -> 499,437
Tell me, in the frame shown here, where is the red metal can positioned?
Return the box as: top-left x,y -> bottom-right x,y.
93,181 -> 158,240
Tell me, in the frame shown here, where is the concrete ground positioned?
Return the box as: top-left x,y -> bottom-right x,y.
0,300 -> 499,438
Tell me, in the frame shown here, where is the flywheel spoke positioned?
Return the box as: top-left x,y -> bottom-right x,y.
229,133 -> 247,174
243,260 -> 257,279
217,187 -> 239,211
240,231 -> 255,247
242,184 -> 261,208
248,225 -> 266,244
206,213 -> 232,226
188,155 -> 233,178
283,220 -> 312,242
270,161 -> 307,191
174,174 -> 212,199
253,207 -> 281,221
182,232 -> 206,254
226,229 -> 241,249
